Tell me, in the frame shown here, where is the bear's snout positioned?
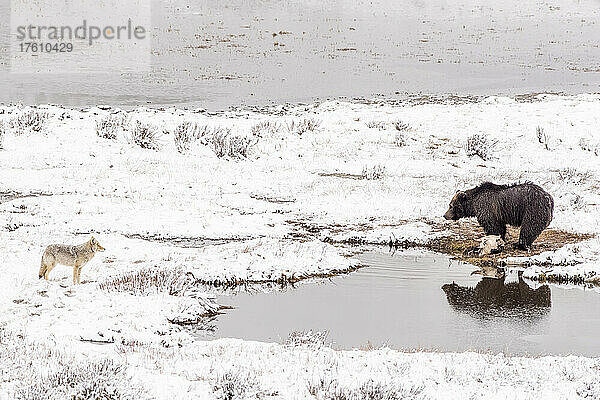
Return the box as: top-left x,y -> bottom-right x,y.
443,210 -> 453,220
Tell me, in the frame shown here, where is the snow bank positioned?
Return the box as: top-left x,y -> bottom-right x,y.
2,330 -> 600,399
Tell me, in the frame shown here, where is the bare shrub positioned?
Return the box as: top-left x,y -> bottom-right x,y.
285,330 -> 329,348
204,128 -> 257,159
209,128 -> 232,158
536,126 -> 550,150
96,113 -> 128,140
0,329 -> 144,400
227,135 -> 256,158
172,122 -> 257,158
570,194 -> 585,210
362,164 -> 386,180
0,120 -> 5,149
99,267 -> 218,323
287,118 -> 321,135
359,380 -> 423,400
579,138 -> 599,156
394,132 -> 407,147
307,377 -> 422,400
213,368 -> 259,400
11,108 -> 49,135
251,120 -> 281,138
556,168 -> 593,185
18,358 -> 130,400
131,121 -> 160,150
5,221 -> 23,231
173,122 -> 212,153
394,120 -> 411,131
99,267 -> 194,296
307,377 -> 335,398
365,120 -> 388,130
174,123 -> 194,153
465,133 -> 493,160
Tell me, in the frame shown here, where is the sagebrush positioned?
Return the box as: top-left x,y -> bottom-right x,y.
99,267 -> 195,296
579,137 -> 599,156
173,121 -> 212,153
555,168 -> 593,185
365,120 -> 388,130
11,109 -> 49,135
465,133 -> 493,160
394,120 -> 411,131
307,376 -> 423,400
287,118 -> 321,135
0,120 -> 5,149
251,120 -> 282,138
131,121 -> 160,150
213,368 -> 259,400
204,128 -> 257,159
0,329 -> 144,400
394,131 -> 407,147
536,126 -> 550,150
19,358 -> 128,400
285,330 -> 329,348
96,113 -> 128,140
362,165 -> 386,180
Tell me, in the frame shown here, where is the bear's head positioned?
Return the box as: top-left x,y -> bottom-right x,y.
444,191 -> 467,220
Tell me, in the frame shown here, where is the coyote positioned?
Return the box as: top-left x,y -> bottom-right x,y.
39,237 -> 105,284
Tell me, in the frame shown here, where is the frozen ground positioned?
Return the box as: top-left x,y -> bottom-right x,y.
1,94 -> 600,397
3,329 -> 600,399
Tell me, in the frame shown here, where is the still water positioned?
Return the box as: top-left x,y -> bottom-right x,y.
198,250 -> 600,356
1,0 -> 599,109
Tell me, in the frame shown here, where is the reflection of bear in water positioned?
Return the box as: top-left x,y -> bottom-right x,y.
442,274 -> 551,319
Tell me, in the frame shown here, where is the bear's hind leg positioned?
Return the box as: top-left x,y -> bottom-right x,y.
518,209 -> 547,250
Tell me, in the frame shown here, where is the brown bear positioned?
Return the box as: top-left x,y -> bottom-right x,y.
443,182 -> 554,249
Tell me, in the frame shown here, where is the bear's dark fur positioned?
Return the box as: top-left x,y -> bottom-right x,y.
443,182 -> 554,249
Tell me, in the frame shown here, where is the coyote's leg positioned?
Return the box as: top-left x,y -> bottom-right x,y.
43,261 -> 56,280
76,266 -> 83,284
73,265 -> 79,285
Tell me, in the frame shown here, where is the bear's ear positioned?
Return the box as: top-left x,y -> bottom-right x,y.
456,191 -> 466,201
451,190 -> 463,203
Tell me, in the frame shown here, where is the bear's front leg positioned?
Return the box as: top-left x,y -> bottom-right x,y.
515,242 -> 530,251
477,217 -> 506,239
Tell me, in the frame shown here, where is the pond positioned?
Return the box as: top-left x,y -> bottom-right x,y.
197,250 -> 600,356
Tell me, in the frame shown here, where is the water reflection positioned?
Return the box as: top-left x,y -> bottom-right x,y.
442,273 -> 551,319
197,251 -> 600,355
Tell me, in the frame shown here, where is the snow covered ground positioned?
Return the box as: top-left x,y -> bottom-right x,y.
3,329 -> 600,399
1,94 -> 600,398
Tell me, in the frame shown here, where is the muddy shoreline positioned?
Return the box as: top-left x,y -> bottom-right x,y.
297,219 -> 594,285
